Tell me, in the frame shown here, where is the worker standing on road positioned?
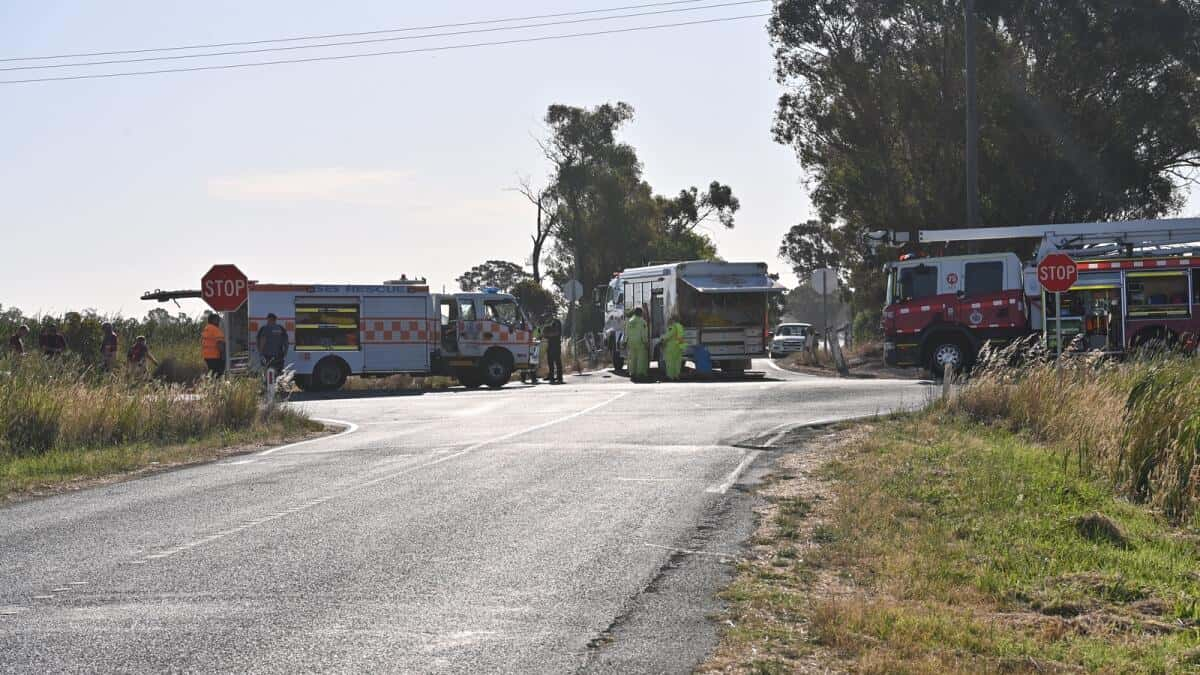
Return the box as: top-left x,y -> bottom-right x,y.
201,314 -> 226,378
542,316 -> 564,384
625,307 -> 649,382
663,314 -> 686,381
7,325 -> 30,356
100,323 -> 118,371
256,313 -> 290,376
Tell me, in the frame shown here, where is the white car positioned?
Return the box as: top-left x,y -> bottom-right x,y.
769,323 -> 812,358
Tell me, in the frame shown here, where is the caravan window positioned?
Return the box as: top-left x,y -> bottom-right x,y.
295,303 -> 360,351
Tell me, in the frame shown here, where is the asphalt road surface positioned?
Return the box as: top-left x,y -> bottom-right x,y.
1,361 -> 928,674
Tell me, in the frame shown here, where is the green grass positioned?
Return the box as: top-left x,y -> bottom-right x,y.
0,353 -> 321,498
705,417 -> 1200,674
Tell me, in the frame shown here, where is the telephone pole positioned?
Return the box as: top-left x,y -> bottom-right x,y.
964,0 -> 980,227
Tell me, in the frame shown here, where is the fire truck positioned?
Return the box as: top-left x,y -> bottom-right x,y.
233,279 -> 535,391
868,218 -> 1200,374
601,261 -> 786,376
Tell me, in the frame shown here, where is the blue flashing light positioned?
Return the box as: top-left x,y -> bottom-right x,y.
483,287 -> 500,294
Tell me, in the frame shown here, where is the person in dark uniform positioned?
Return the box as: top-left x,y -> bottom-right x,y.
256,313 -> 290,375
100,323 -> 118,371
7,325 -> 29,355
39,324 -> 67,357
542,316 -> 564,384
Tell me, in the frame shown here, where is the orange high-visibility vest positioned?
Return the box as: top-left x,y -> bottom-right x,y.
201,324 -> 225,359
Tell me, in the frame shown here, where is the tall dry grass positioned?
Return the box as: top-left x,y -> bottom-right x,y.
0,354 -> 300,458
944,338 -> 1200,523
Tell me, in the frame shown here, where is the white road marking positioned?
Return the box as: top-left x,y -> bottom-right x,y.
707,450 -> 762,494
257,417 -> 359,457
614,477 -> 686,483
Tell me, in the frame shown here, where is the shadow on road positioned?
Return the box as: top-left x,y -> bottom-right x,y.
287,384 -> 538,402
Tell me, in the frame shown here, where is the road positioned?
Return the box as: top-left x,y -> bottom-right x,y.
0,362 -> 927,673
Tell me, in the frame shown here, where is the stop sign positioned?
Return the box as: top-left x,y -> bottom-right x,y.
1037,253 -> 1078,293
201,264 -> 249,312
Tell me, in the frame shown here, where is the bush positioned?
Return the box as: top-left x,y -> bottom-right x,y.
0,354 -> 276,458
945,343 -> 1200,523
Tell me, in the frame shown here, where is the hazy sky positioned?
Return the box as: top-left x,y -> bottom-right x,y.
2,1 -> 1195,316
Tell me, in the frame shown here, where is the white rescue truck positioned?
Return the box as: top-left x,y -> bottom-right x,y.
602,261 -> 786,376
234,280 -> 535,391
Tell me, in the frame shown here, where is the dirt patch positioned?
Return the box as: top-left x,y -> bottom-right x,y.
699,426 -> 870,674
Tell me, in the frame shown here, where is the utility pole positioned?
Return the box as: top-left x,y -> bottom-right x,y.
964,0 -> 981,228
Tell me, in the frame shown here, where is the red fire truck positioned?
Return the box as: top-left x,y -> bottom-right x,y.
869,218 -> 1200,374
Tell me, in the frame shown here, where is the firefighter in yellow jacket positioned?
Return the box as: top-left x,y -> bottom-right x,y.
663,315 -> 686,381
625,307 -> 649,381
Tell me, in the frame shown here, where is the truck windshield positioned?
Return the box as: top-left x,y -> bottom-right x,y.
484,299 -> 523,326
678,284 -> 765,327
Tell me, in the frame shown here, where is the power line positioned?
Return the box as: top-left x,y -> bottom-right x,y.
0,0 -> 768,72
0,13 -> 769,85
0,0 -> 720,63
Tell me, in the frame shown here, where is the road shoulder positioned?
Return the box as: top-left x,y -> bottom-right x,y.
699,418 -> 1200,673
1,423 -> 330,505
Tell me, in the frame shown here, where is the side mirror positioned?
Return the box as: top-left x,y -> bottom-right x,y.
766,332 -> 775,340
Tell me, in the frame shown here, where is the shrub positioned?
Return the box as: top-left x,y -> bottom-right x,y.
945,343 -> 1200,523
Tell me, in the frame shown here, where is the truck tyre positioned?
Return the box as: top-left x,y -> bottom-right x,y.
927,337 -> 971,378
480,352 -> 513,389
293,375 -> 314,392
654,346 -> 666,380
456,369 -> 483,389
312,357 -> 348,391
721,361 -> 747,377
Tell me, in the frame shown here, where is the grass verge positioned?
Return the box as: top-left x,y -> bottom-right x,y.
701,418 -> 1200,674
1,355 -> 322,500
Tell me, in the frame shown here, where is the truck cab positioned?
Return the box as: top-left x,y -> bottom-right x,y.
883,252 -> 1028,374
432,290 -> 535,388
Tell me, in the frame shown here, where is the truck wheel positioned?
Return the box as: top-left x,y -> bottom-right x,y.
611,344 -> 625,373
928,338 -> 970,377
721,361 -> 747,377
653,346 -> 666,381
480,353 -> 513,389
456,369 -> 483,389
312,358 -> 348,391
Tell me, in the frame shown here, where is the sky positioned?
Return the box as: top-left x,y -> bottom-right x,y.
1,1 -> 1195,316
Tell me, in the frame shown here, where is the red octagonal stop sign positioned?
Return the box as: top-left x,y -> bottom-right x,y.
1037,253 -> 1078,293
201,264 -> 249,312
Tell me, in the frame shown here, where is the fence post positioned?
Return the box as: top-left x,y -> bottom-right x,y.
943,363 -> 955,400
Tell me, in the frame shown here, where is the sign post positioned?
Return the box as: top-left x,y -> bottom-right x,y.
201,264 -> 249,312
811,268 -> 837,353
1036,253 -> 1078,362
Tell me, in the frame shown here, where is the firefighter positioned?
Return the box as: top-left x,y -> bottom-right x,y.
542,315 -> 564,384
201,314 -> 226,378
625,307 -> 649,382
256,313 -> 290,376
663,314 -> 686,381
100,322 -> 118,371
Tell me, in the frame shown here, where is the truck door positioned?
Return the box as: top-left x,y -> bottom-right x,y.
958,258 -> 1012,331
439,298 -> 459,355
362,296 -> 430,373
